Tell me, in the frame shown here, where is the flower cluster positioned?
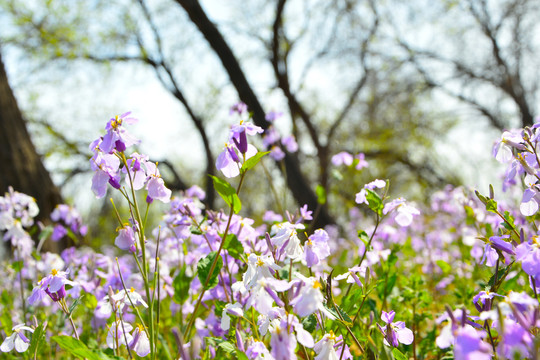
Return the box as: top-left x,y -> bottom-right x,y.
4,109 -> 540,360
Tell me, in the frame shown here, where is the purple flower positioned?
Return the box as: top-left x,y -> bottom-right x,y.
383,198 -> 420,227
334,265 -> 366,288
100,112 -> 140,153
331,151 -> 354,166
51,224 -> 68,242
230,102 -> 248,115
270,145 -> 285,161
281,135 -> 298,153
304,229 -> 331,267
90,152 -> 121,198
355,179 -> 386,205
115,224 -> 136,251
246,339 -> 272,359
377,310 -> 413,347
497,318 -> 532,359
216,143 -> 241,178
355,153 -> 369,170
265,111 -> 283,122
480,235 -> 514,267
146,176 -> 171,203
28,268 -> 76,304
299,204 -> 313,221
453,325 -> 492,360
515,236 -> 540,278
242,254 -> 280,290
270,222 -> 304,260
269,314 -> 314,360
472,290 -> 504,312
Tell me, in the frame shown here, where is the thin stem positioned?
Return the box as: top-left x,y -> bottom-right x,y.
345,213 -> 380,296
18,271 -> 27,322
184,171 -> 247,340
532,277 -> 539,301
118,311 -> 134,359
116,258 -> 150,339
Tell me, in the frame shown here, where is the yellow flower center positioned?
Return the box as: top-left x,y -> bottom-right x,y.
51,269 -> 58,276
111,115 -> 122,129
328,330 -> 337,341
256,257 -> 265,267
313,280 -> 322,289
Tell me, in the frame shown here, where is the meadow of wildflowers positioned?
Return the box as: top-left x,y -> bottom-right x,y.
1,105 -> 540,359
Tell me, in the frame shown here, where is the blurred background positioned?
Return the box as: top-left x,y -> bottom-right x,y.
0,0 -> 539,235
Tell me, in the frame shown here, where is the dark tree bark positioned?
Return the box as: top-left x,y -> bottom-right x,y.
175,0 -> 335,229
0,52 -> 62,223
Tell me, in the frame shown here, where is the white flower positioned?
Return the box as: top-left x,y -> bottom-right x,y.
270,222 -> 304,260
106,320 -> 133,349
290,274 -> 335,319
0,324 -> 34,353
243,254 -> 280,290
221,303 -> 244,330
314,331 -> 339,360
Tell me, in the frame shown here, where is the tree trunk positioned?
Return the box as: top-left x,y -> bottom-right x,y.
0,52 -> 62,225
175,0 -> 335,228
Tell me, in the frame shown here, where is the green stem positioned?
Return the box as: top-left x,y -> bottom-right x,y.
184,171 -> 247,340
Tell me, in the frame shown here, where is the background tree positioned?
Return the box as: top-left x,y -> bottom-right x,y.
1,0 -> 532,229
0,50 -> 62,222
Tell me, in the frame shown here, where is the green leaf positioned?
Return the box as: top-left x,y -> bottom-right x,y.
316,184 -> 327,205
82,294 -> 98,309
197,251 -> 223,290
173,265 -> 193,304
324,304 -> 353,326
357,230 -> 369,245
365,189 -> 383,215
51,335 -> 104,360
503,211 -> 515,231
10,260 -> 23,273
392,348 -> 408,360
302,314 -> 318,332
190,226 -> 204,235
210,175 -> 242,214
341,287 -> 364,313
218,341 -> 236,354
436,260 -> 451,275
464,205 -> 476,226
28,322 -> 46,357
487,262 -> 514,289
486,199 -> 498,213
68,295 -> 84,316
223,234 -> 245,260
241,151 -> 270,173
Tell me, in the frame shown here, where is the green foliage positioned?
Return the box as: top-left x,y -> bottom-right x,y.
316,184 -> 327,205
241,151 -> 270,174
223,234 -> 245,261
211,175 -> 242,214
197,251 -> 223,290
51,336 -> 104,360
173,265 -> 193,304
365,189 -> 384,215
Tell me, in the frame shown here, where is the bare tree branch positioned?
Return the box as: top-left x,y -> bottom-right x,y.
174,0 -> 334,228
